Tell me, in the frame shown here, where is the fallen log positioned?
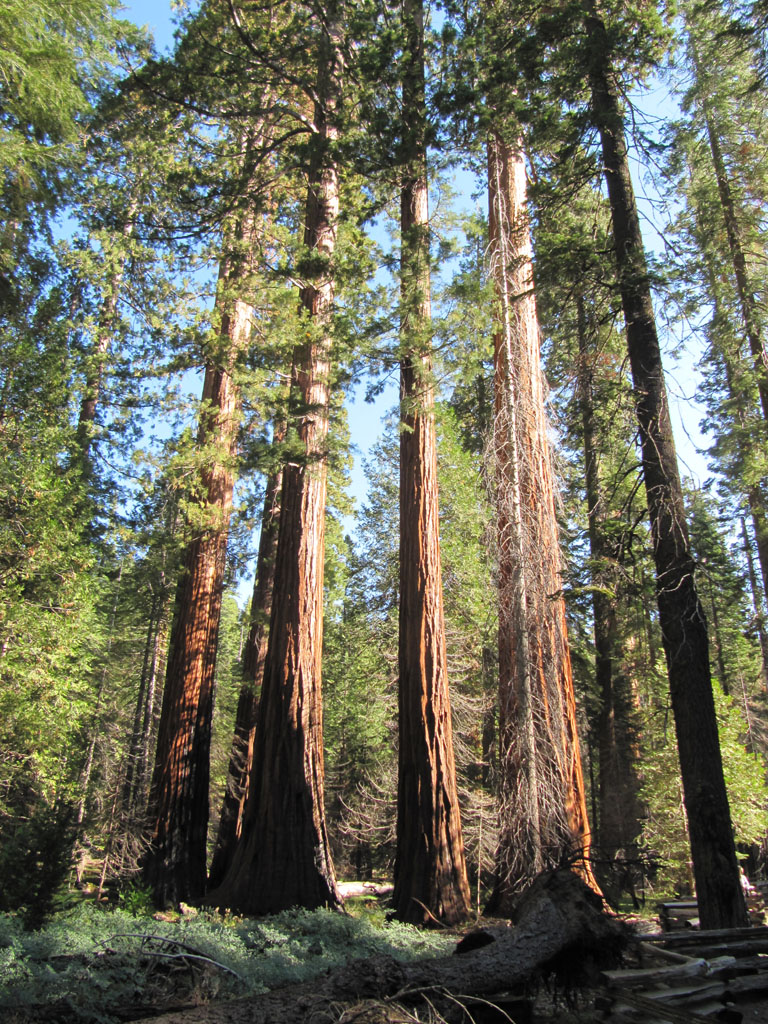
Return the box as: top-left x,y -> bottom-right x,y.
337,882 -> 394,899
132,869 -> 627,1024
601,959 -> 710,987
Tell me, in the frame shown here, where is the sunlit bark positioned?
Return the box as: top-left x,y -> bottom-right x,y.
393,0 -> 470,927
211,17 -> 343,914
142,281 -> 251,905
486,129 -> 595,910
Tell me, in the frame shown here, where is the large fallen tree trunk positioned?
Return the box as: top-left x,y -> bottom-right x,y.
134,871 -> 626,1024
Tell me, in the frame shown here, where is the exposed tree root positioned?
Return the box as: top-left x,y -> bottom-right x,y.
132,870 -> 627,1024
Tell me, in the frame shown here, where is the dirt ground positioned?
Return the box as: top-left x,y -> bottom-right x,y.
736,1000 -> 768,1023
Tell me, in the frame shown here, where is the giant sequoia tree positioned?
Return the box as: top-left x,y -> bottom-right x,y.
207,449 -> 283,890
6,0 -> 768,927
142,207 -> 260,905
486,128 -> 594,907
393,0 -> 471,926
211,5 -> 345,915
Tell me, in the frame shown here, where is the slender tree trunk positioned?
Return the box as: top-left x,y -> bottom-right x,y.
689,155 -> 768,610
142,273 -> 252,906
75,211 -> 135,462
138,584 -> 168,803
741,515 -> 768,688
486,130 -> 595,911
586,12 -> 748,929
76,563 -> 123,828
209,18 -> 344,915
393,0 -> 470,927
699,103 -> 768,426
575,294 -> 642,873
122,586 -> 162,812
207,450 -> 283,890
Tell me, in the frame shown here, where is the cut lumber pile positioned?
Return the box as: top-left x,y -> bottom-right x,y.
658,892 -> 766,932
597,925 -> 768,1023
658,901 -> 700,931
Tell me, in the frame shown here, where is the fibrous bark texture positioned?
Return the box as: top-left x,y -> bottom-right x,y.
209,22 -> 343,915
586,11 -> 748,930
207,453 -> 282,890
486,129 -> 595,910
143,288 -> 251,906
393,0 -> 470,927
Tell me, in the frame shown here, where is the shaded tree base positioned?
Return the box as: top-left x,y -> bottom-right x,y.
133,870 -> 627,1024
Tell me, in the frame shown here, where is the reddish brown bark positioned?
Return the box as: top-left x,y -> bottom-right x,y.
207,452 -> 282,890
392,0 -> 470,928
486,130 -> 595,911
209,20 -> 343,915
142,285 -> 251,906
586,10 -> 747,930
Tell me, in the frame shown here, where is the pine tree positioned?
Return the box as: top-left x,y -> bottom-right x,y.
583,0 -> 747,928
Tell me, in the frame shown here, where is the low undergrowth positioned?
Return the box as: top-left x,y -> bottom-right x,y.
0,901 -> 454,1023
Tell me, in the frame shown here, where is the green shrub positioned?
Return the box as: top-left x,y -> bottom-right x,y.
0,802 -> 77,928
0,902 -> 454,1021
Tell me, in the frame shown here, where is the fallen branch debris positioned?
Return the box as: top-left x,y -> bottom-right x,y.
132,870 -> 626,1024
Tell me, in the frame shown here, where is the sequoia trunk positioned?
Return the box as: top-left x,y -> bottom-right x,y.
142,288 -> 251,905
207,453 -> 282,890
486,130 -> 594,910
393,0 -> 471,927
210,18 -> 343,915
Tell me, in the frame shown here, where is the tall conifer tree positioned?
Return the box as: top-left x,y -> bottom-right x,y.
583,0 -> 747,928
211,5 -> 345,914
486,128 -> 595,906
393,0 -> 471,926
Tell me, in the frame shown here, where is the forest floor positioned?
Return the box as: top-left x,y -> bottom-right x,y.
3,876 -> 768,1024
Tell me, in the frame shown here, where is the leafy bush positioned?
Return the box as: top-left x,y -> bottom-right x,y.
0,902 -> 454,1022
116,884 -> 155,918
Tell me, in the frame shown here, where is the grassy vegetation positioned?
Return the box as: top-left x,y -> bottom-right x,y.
0,899 -> 455,1022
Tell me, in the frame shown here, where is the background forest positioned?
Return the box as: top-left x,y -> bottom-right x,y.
2,0 -> 768,934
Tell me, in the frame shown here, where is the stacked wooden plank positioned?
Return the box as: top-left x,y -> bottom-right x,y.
596,928 -> 768,1023
658,892 -> 766,931
658,901 -> 700,931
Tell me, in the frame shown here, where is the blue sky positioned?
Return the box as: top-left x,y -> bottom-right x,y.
118,0 -> 400,546
117,0 -> 710,539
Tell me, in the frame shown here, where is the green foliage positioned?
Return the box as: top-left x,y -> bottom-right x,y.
663,0 -> 768,528
0,803 -> 78,928
640,685 -> 768,894
0,904 -> 453,1021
